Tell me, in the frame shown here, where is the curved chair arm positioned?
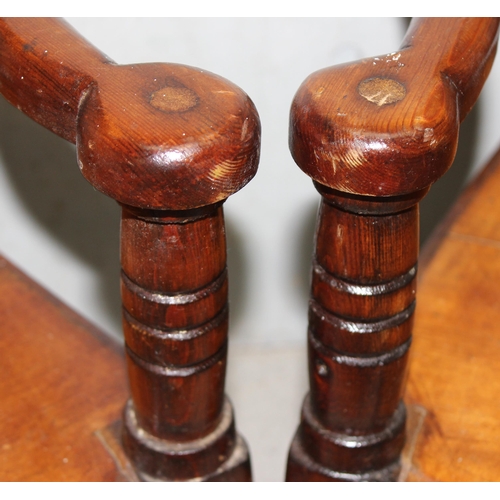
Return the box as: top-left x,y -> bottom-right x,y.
0,17 -> 260,210
290,18 -> 499,197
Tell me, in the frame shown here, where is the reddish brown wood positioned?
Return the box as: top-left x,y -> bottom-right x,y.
0,17 -> 260,481
290,18 -> 498,198
0,18 -> 260,210
120,204 -> 251,481
286,17 -> 499,481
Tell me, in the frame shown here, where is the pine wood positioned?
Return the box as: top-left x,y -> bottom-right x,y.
286,17 -> 500,481
0,18 -> 260,210
402,146 -> 500,481
290,17 -> 499,197
3,16 -> 500,482
120,204 -> 251,481
0,17 -> 260,481
0,255 -> 128,481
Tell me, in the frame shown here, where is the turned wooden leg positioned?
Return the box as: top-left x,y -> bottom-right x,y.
284,18 -> 499,481
286,187 -> 426,481
120,204 -> 251,481
0,18 -> 261,482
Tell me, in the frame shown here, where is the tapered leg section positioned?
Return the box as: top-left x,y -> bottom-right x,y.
286,395 -> 405,481
0,20 -> 262,482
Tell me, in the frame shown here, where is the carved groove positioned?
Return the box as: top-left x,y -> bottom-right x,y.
121,268 -> 227,306
313,262 -> 417,296
137,435 -> 251,482
123,305 -> 228,342
124,397 -> 233,454
309,332 -> 412,367
309,300 -> 415,334
315,182 -> 429,215
121,396 -> 248,481
122,202 -> 222,225
287,436 -> 401,482
126,342 -> 227,377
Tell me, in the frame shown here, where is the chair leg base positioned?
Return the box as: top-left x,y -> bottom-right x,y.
122,398 -> 252,482
285,431 -> 401,482
285,394 -> 405,482
137,434 -> 252,482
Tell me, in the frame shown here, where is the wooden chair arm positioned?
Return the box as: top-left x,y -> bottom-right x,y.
0,17 -> 260,209
290,18 -> 499,197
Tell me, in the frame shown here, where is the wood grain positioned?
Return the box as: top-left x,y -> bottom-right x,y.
0,18 -> 261,210
403,146 -> 500,481
0,17 -> 259,481
290,18 -> 499,197
286,17 -> 500,481
120,205 -> 252,481
0,255 -> 127,481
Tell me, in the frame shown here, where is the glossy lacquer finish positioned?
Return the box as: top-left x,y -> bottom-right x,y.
286,18 -> 499,481
0,18 -> 260,481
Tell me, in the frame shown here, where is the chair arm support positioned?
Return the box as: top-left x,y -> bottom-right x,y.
286,17 -> 500,482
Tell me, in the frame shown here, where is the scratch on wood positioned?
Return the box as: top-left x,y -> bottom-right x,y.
398,403 -> 428,481
94,421 -> 140,482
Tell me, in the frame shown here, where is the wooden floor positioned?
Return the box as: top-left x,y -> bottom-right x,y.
1,148 -> 500,481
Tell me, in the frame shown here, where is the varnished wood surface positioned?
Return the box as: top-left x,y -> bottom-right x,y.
286,188 -> 420,481
121,205 -> 228,442
0,17 -> 258,481
0,255 -> 127,481
403,146 -> 500,481
286,17 -> 500,481
290,18 -> 499,197
0,18 -> 261,210
120,205 -> 252,481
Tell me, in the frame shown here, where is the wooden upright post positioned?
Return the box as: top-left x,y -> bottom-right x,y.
119,202 -> 251,481
0,18 -> 261,481
285,17 -> 499,481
